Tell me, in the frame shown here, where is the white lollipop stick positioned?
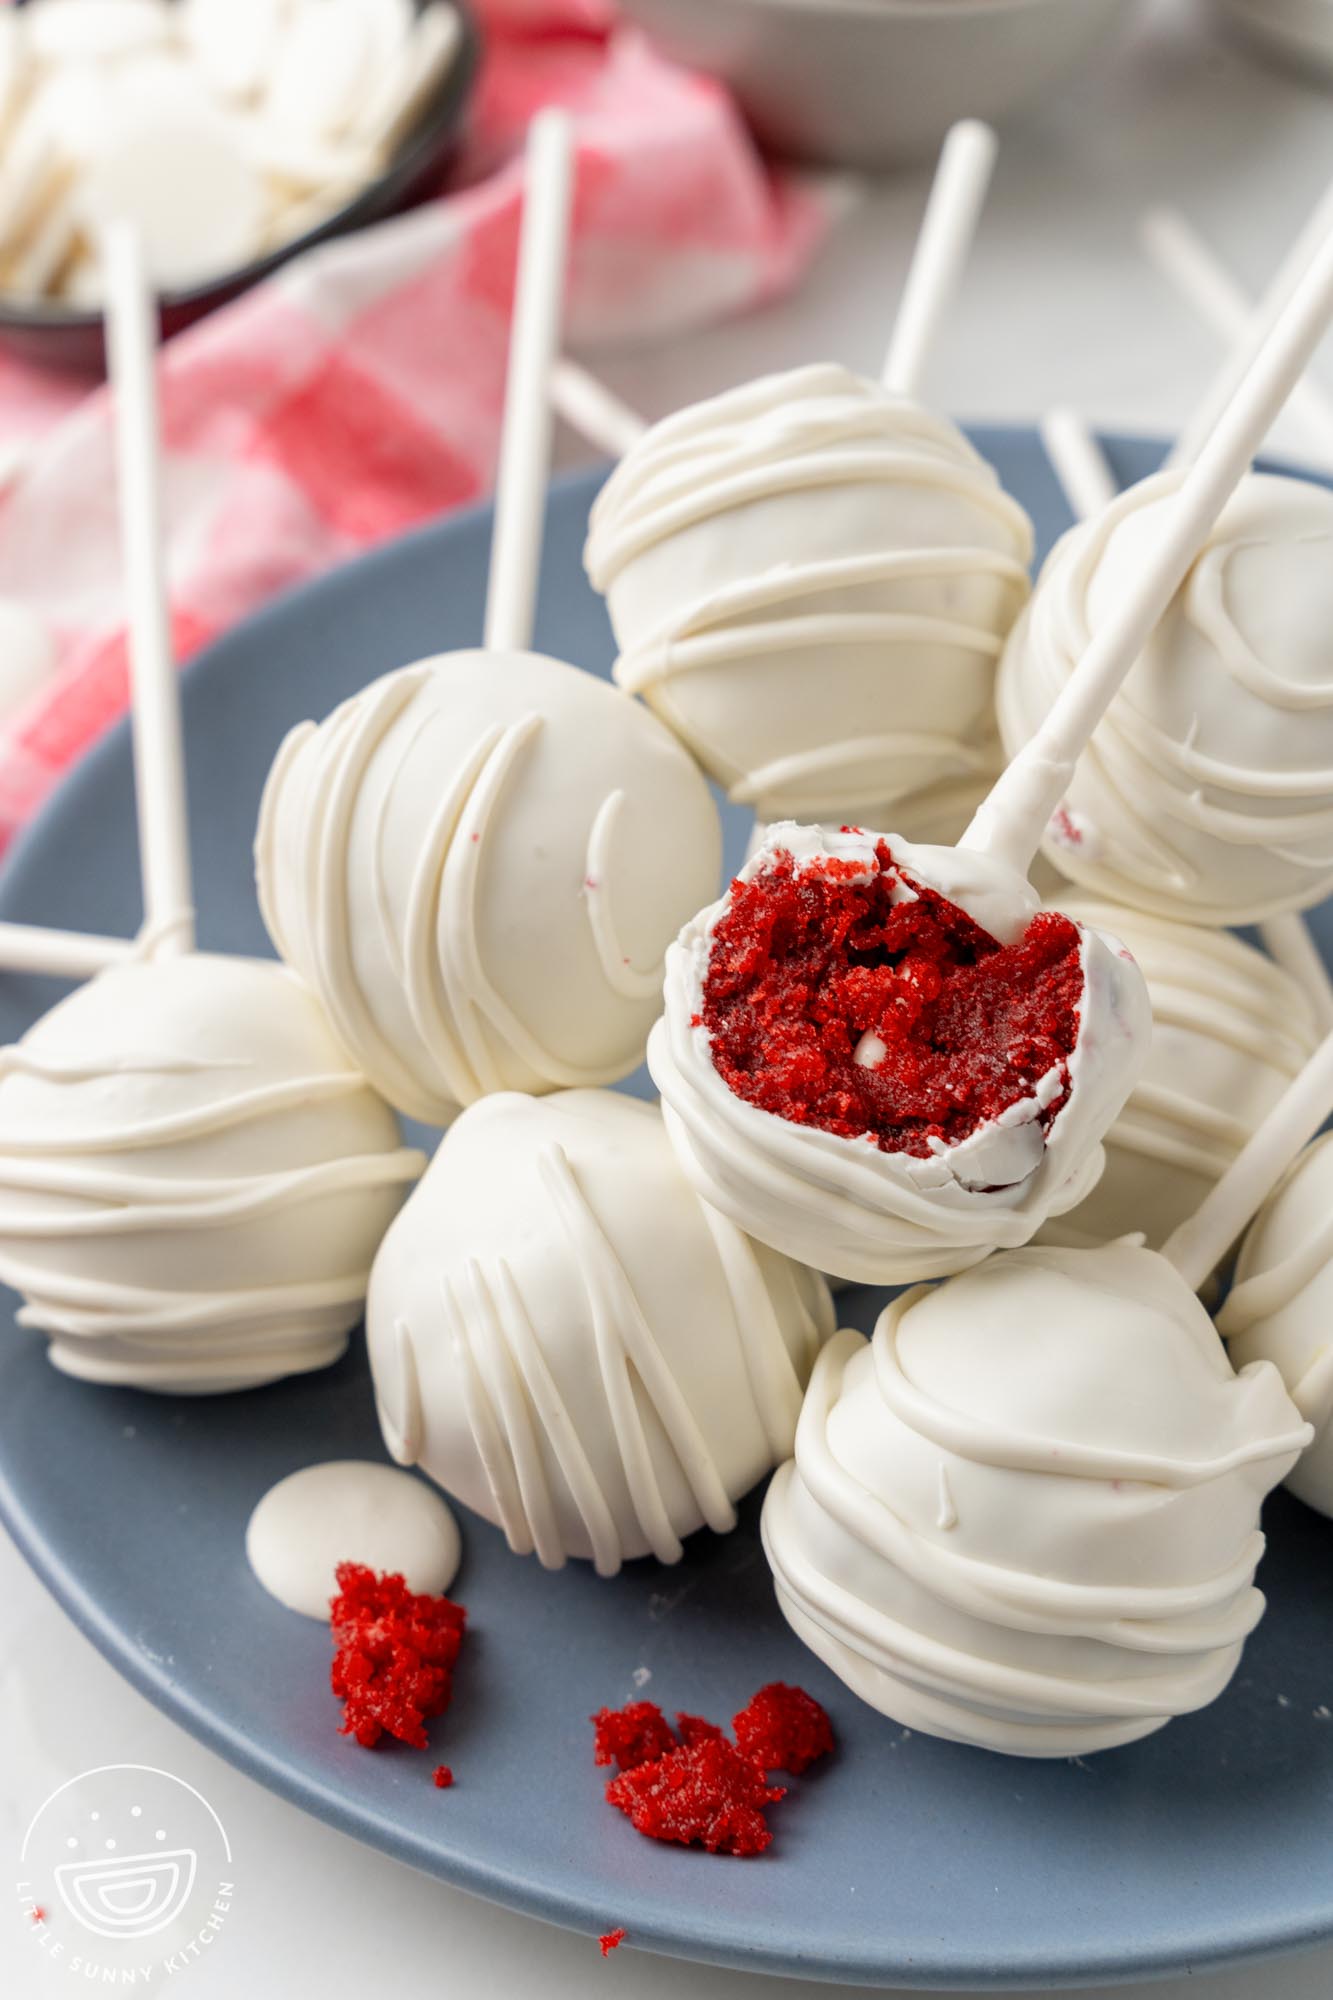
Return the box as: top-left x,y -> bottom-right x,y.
1259,911 -> 1333,1034
551,359 -> 647,459
1040,407 -> 1118,521
483,111 -> 576,654
964,217 -> 1333,878
1044,410 -> 1333,1029
103,221 -> 194,958
1163,1028 -> 1333,1291
1152,188 -> 1333,471
0,922 -> 136,978
882,120 -> 998,399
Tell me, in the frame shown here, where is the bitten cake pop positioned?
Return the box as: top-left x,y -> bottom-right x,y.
647,228 -> 1333,1286
1220,1134 -> 1333,1518
0,223 -> 423,1393
366,1089 -> 834,1575
1039,895 -> 1319,1251
762,1031 -> 1333,1758
652,821 -> 1148,1284
255,114 -> 720,1127
583,124 -> 1035,837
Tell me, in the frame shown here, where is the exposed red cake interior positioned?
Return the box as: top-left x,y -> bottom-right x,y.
330,1562 -> 466,1751
592,1687 -> 833,1859
701,841 -> 1084,1158
599,1928 -> 627,1957
733,1682 -> 836,1774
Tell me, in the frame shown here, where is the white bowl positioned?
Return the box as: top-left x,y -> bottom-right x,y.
616,0 -> 1126,168
1214,0 -> 1333,85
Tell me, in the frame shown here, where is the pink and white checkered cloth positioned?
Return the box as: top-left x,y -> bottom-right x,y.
0,0 -> 831,851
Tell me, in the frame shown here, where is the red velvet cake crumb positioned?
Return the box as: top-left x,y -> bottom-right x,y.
592,1686 -> 833,1858
701,842 -> 1083,1158
433,1765 -> 454,1789
606,1737 -> 785,1857
330,1562 -> 466,1751
30,1906 -> 46,1924
733,1683 -> 835,1774
675,1711 -> 726,1749
591,1700 -> 679,1772
599,1928 -> 626,1957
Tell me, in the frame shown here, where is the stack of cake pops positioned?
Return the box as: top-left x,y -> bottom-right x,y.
8,109 -> 1333,1777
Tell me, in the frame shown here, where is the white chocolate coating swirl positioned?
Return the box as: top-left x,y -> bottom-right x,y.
1039,897 -> 1320,1253
997,472 -> 1333,925
1221,1130 -> 1333,1518
0,954 -> 424,1393
762,1242 -> 1310,1757
367,1089 -> 833,1575
585,363 -> 1034,827
255,649 -> 721,1127
649,822 -> 1152,1286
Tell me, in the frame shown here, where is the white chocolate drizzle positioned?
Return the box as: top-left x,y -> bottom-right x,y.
256,650 -> 721,1126
997,473 -> 1333,924
762,1243 -> 1310,1756
0,954 -> 424,1392
1221,1132 -> 1333,1517
585,363 -> 1033,826
367,1089 -> 833,1573
1039,898 -> 1321,1252
582,790 -> 667,1000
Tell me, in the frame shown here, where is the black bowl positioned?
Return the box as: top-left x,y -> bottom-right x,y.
0,0 -> 481,371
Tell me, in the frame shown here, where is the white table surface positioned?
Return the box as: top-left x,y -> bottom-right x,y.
5,1 -> 1333,1995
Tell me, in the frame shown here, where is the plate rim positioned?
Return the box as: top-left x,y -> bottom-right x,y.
2,437 -> 1332,1992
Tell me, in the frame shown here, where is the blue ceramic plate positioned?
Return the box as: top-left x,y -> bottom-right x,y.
1,433 -> 1332,1993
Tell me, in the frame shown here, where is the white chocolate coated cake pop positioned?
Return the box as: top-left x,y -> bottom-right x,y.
649,823 -> 1151,1286
1220,1131 -> 1333,1518
0,953 -> 424,1393
258,116 -> 720,1127
584,363 -> 1034,829
1039,896 -> 1320,1252
256,648 -> 721,1127
762,1242 -> 1310,1757
996,471 -> 1333,925
366,1088 -> 833,1575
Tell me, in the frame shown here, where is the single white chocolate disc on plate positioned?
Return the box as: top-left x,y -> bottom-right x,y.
246,1459 -> 462,1620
